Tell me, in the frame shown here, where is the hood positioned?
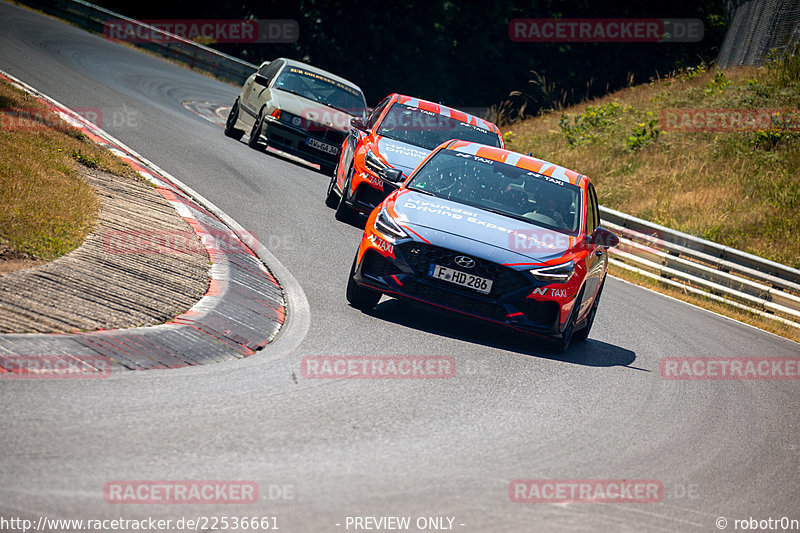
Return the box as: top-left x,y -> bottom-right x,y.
375,136 -> 431,177
388,190 -> 575,265
272,90 -> 353,133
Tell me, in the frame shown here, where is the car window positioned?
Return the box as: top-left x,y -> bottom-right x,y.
586,183 -> 598,234
274,66 -> 366,116
409,150 -> 581,234
366,97 -> 392,129
376,103 -> 502,150
256,60 -> 283,85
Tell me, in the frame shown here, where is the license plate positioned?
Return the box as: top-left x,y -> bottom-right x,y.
428,264 -> 493,294
306,137 -> 339,155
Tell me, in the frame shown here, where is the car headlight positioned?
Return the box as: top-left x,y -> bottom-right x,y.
374,208 -> 408,243
277,110 -> 302,126
529,260 -> 574,283
365,150 -> 388,174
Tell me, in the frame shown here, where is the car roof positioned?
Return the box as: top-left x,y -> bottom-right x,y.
263,58 -> 365,96
392,94 -> 502,136
445,140 -> 588,187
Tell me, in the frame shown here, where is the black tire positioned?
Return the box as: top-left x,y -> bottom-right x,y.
334,165 -> 357,223
346,255 -> 381,310
574,279 -> 605,341
248,107 -> 266,149
552,287 -> 584,353
224,100 -> 244,140
325,165 -> 341,209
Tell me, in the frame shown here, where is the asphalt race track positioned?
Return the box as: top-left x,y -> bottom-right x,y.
1,3 -> 798,531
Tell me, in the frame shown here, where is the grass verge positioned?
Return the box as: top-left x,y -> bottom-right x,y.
0,78 -> 139,261
504,54 -> 800,270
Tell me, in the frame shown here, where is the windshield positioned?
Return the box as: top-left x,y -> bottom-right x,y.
408,150 -> 582,234
274,66 -> 366,117
376,103 -> 502,150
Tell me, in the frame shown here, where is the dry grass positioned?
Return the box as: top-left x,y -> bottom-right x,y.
505,61 -> 800,269
0,79 -> 140,260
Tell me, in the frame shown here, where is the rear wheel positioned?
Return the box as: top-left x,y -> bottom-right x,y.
346,255 -> 381,310
224,100 -> 244,140
574,279 -> 605,341
335,165 -> 357,223
247,107 -> 266,149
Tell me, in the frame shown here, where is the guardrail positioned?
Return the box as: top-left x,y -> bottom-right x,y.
16,0 -> 259,85
600,206 -> 800,329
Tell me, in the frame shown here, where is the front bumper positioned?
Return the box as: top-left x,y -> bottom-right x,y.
353,241 -> 575,338
261,117 -> 344,167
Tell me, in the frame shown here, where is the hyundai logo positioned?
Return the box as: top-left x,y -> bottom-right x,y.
454,255 -> 476,269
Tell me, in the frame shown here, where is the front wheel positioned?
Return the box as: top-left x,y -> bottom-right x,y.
573,279 -> 604,341
346,255 -> 381,310
319,163 -> 336,177
334,165 -> 357,223
552,288 -> 583,353
247,108 -> 266,149
224,100 -> 244,140
325,165 -> 341,208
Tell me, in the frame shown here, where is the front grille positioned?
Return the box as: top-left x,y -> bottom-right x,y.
298,143 -> 338,162
305,121 -> 346,145
361,251 -> 402,279
396,243 -> 531,298
324,129 -> 346,144
517,299 -> 560,327
402,280 -> 506,320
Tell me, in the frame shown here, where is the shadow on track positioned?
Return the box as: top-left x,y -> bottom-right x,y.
363,298 -> 638,369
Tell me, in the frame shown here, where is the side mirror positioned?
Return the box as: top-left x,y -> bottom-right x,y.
350,117 -> 368,132
589,227 -> 619,247
380,168 -> 404,183
254,74 -> 269,86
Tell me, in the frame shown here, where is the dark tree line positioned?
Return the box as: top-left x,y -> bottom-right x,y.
100,0 -> 727,113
